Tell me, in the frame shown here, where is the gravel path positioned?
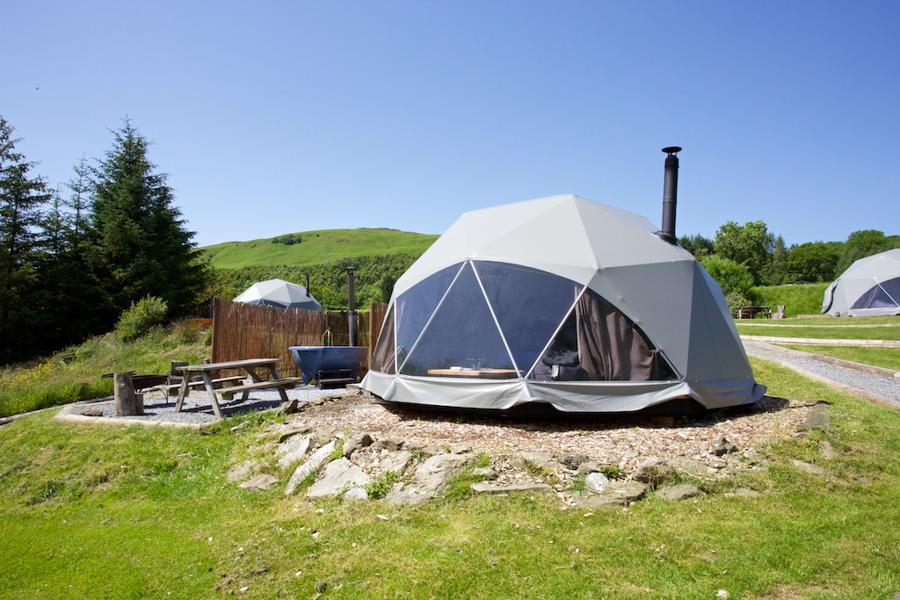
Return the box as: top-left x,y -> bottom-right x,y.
65,385 -> 347,425
744,340 -> 900,408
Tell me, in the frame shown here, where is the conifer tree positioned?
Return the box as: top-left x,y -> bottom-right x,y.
90,119 -> 207,318
0,116 -> 52,360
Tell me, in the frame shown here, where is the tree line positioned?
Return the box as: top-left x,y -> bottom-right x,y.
679,222 -> 900,304
0,115 -> 207,364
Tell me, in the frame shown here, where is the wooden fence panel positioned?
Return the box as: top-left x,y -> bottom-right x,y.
211,298 -> 387,379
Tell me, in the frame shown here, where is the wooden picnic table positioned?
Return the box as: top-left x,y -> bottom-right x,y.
174,358 -> 299,419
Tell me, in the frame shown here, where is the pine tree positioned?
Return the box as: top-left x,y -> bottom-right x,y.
90,119 -> 208,318
66,156 -> 92,238
0,116 -> 52,361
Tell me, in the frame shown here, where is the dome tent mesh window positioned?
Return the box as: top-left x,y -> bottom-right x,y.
371,259 -> 676,382
399,263 -> 517,378
394,263 -> 464,367
370,307 -> 396,374
851,277 -> 900,309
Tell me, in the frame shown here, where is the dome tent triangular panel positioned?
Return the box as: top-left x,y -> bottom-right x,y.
364,195 -> 765,413
399,263 -> 516,377
822,249 -> 900,317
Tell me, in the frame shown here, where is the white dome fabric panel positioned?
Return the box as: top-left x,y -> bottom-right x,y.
364,195 -> 764,412
823,249 -> 900,317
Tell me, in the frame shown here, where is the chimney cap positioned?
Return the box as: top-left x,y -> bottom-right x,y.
661,146 -> 682,155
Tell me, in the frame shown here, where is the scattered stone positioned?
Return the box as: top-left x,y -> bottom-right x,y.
307,458 -> 370,498
342,432 -> 373,458
520,451 -> 557,470
471,481 -> 552,494
386,453 -> 470,504
740,448 -> 766,465
791,459 -> 826,477
800,403 -> 830,433
585,472 -> 610,493
820,440 -> 837,460
633,457 -> 674,486
716,590 -> 729,599
227,460 -> 258,484
230,421 -> 250,433
449,443 -> 471,454
379,450 -> 414,475
471,467 -> 498,480
285,440 -> 337,496
707,457 -> 727,470
656,483 -> 701,501
82,406 -> 105,417
277,398 -> 301,416
276,435 -> 313,470
711,436 -> 736,456
561,454 -> 589,470
733,488 -> 760,498
239,474 -> 279,491
277,426 -> 311,444
372,438 -> 402,451
575,480 -> 647,508
576,461 -> 604,476
343,486 -> 368,501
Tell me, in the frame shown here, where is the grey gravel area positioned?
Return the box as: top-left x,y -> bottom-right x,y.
744,340 -> 900,408
69,385 -> 347,425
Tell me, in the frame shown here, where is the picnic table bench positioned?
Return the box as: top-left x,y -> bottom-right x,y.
734,305 -> 772,319
174,358 -> 300,419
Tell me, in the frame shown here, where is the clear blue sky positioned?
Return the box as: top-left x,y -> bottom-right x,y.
3,1 -> 898,247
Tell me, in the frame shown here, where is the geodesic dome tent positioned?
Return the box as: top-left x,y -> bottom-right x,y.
234,278 -> 323,311
362,195 -> 765,413
822,249 -> 900,317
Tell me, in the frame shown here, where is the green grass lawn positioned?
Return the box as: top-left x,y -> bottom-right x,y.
781,344 -> 900,371
736,320 -> 900,341
1,359 -> 898,599
0,322 -> 209,418
201,228 -> 438,269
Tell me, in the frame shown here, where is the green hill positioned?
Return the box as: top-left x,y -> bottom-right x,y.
201,228 -> 438,269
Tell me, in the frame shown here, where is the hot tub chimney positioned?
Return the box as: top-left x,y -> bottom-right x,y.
657,146 -> 682,245
346,267 -> 358,346
305,272 -> 311,297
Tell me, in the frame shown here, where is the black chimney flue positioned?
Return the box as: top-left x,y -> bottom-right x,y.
658,145 -> 682,245
346,267 -> 358,346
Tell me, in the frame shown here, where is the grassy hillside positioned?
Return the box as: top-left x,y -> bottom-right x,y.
0,322 -> 210,418
751,283 -> 829,317
202,228 -> 438,269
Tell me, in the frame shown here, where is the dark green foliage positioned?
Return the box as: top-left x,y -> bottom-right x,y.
713,220 -> 774,285
89,119 -> 208,320
116,296 -> 169,341
678,233 -> 714,258
0,117 -> 53,362
786,241 -> 842,283
836,230 -> 900,274
208,253 -> 417,309
700,254 -> 754,295
272,233 -> 302,245
765,235 -> 789,285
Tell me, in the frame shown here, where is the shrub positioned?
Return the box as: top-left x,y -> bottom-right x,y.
116,296 -> 168,342
700,254 -> 754,296
725,291 -> 752,313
